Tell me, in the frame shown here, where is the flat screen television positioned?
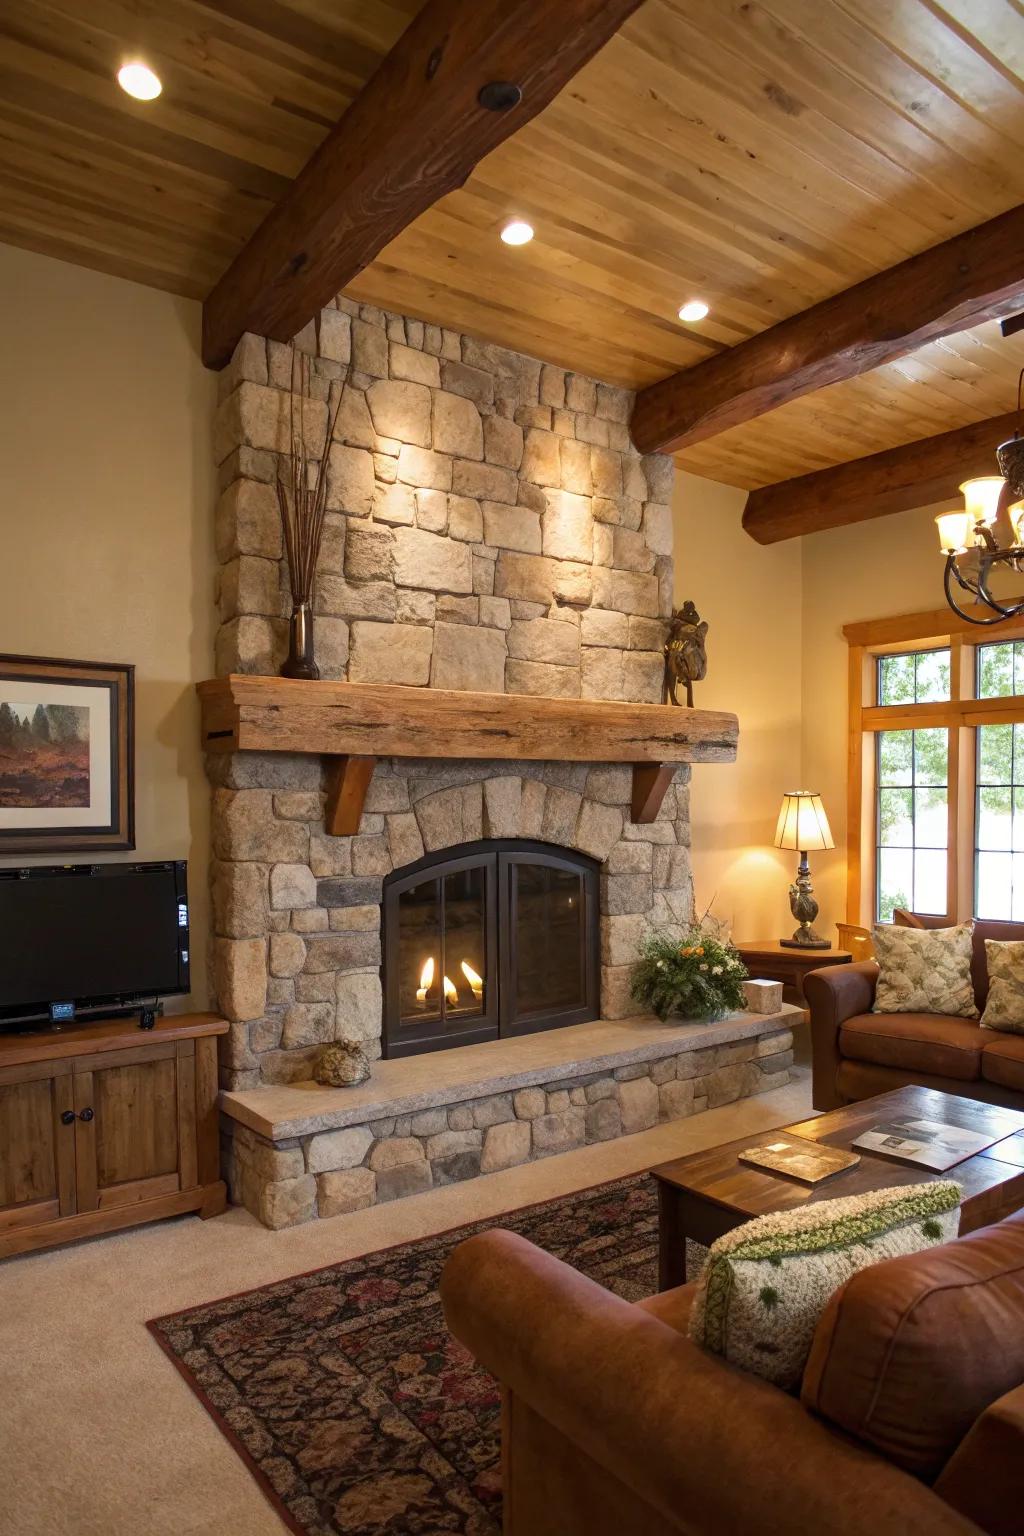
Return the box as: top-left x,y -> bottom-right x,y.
0,860 -> 189,1028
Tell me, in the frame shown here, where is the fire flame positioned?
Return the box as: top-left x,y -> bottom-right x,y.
461,960 -> 484,999
415,956 -> 434,1003
443,973 -> 458,1004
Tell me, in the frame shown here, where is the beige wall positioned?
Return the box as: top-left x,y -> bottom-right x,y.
674,467 -> 953,947
801,499 -> 951,933
673,472 -> 804,942
0,244 -> 216,1009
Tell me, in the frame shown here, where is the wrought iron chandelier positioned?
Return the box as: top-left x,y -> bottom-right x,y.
938,372 -> 1024,625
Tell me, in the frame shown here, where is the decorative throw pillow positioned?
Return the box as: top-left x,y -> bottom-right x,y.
980,939 -> 1024,1033
687,1181 -> 961,1390
872,921 -> 978,1018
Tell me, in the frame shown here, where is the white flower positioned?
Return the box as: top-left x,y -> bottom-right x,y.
700,963 -> 709,971
712,965 -> 723,975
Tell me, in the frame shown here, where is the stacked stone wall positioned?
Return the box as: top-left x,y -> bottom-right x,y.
212,300 -> 674,693
209,302 -> 690,1088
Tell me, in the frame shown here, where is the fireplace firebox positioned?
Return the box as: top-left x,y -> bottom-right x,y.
381,839 -> 600,1058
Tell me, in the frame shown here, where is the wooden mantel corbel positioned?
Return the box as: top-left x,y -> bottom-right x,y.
197,676 -> 739,832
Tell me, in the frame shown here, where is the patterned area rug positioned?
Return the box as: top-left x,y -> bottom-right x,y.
148,1174 -> 658,1536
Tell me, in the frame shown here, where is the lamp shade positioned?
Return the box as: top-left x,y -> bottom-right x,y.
774,791 -> 834,853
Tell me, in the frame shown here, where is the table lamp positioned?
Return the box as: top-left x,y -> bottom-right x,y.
774,791 -> 834,950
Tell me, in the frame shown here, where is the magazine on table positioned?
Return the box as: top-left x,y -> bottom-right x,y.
852,1117 -> 997,1171
738,1136 -> 860,1185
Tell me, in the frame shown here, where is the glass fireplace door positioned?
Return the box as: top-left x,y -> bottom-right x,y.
382,840 -> 599,1058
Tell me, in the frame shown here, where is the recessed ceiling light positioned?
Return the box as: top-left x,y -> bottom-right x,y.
117,61 -> 162,101
678,298 -> 710,323
500,220 -> 534,247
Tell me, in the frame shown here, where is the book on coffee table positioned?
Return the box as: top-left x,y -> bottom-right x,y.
852,1117 -> 997,1172
738,1136 -> 860,1184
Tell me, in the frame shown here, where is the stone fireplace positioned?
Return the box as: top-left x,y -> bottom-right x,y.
206,297 -> 793,1229
382,838 -> 600,1057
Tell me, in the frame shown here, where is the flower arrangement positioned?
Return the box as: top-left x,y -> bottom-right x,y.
631,921 -> 749,1021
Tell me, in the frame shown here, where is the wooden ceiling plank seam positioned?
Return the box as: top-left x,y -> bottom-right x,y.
519,110 -> 872,314
636,0 -> 993,235
833,0 -> 1024,143
750,0 -> 1024,209
545,57 -> 946,278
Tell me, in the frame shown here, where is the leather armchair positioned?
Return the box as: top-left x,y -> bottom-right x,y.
441,1226 -> 982,1536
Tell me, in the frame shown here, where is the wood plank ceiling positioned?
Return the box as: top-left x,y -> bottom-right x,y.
1,0 -> 1023,486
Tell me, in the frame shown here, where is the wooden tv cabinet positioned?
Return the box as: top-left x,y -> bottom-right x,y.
0,1012 -> 228,1260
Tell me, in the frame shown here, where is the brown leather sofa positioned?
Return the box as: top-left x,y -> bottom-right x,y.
441,1210 -> 1024,1536
805,918 -> 1024,1112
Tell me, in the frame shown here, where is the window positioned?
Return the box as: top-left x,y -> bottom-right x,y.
978,641 -> 1024,699
848,622 -> 1024,928
878,649 -> 950,704
876,728 -> 948,921
976,724 -> 1024,919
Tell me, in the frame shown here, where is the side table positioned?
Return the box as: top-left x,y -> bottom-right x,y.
734,940 -> 852,1009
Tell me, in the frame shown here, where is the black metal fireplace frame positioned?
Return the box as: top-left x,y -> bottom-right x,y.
381,838 -> 600,1059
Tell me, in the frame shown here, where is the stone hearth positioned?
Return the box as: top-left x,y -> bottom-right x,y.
221,1009 -> 798,1228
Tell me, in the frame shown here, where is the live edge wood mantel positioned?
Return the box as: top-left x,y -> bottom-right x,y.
197,675 -> 739,834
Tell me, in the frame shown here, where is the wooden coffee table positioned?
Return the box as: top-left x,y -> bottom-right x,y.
650,1085 -> 1024,1291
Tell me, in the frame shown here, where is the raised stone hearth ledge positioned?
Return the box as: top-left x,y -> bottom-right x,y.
221,1008 -> 798,1228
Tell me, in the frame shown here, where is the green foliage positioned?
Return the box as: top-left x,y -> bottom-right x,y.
631,925 -> 748,1021
879,649 -> 949,705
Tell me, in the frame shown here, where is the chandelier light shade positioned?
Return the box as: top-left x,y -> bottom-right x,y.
774,791 -> 834,950
960,476 -> 1004,527
939,371 -> 1024,625
935,509 -> 975,555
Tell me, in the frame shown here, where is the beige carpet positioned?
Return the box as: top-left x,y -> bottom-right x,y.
0,1072 -> 811,1535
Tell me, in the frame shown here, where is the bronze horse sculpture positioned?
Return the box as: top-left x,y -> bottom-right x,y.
663,601 -> 708,708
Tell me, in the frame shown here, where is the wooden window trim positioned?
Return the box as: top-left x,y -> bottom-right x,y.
847,607 -> 1024,926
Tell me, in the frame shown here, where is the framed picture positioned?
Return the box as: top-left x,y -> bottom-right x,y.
0,654 -> 134,853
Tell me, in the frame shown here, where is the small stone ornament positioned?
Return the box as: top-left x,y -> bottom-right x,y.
314,1039 -> 371,1088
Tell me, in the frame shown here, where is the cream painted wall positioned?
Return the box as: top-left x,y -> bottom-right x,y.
801,499 -> 951,935
0,244 -> 216,1009
673,472 -> 804,942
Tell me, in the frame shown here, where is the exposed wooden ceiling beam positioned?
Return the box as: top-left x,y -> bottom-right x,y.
202,0 -> 644,369
631,206 -> 1024,456
742,412 -> 1020,545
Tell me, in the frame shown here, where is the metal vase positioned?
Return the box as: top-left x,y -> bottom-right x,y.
281,600 -> 320,680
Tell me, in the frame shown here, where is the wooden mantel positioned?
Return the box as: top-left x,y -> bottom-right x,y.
198,675 -> 738,832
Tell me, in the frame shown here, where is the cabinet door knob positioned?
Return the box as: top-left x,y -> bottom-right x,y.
79,1107 -> 94,1123
60,1109 -> 75,1126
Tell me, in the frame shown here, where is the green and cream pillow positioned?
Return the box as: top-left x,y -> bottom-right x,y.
872,921 -> 978,1018
688,1181 -> 961,1390
981,939 -> 1024,1033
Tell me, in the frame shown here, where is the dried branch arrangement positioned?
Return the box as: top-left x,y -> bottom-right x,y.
275,347 -> 350,678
